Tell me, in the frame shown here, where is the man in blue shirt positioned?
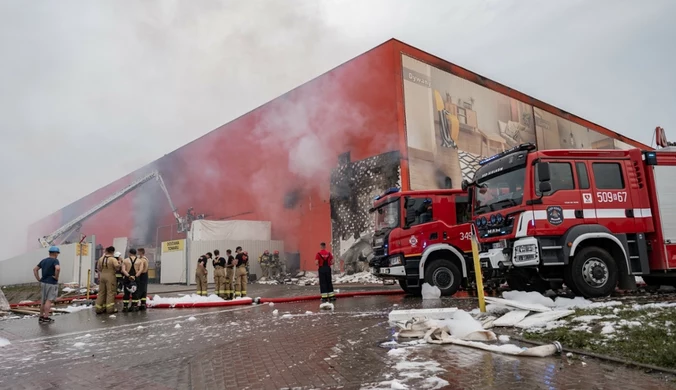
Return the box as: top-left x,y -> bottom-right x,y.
33,246 -> 61,324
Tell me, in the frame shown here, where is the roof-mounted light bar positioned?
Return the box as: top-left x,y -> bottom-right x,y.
478,143 -> 536,166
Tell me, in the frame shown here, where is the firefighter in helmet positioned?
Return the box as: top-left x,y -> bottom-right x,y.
95,246 -> 121,315
271,250 -> 285,280
234,247 -> 248,298
212,249 -> 227,299
259,250 -> 271,280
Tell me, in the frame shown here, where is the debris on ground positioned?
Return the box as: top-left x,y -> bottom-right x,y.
258,271 -> 384,286
388,307 -> 562,358
476,289 -> 676,369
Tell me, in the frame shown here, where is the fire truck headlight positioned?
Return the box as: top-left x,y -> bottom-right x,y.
490,214 -> 497,225
389,255 -> 403,266
515,244 -> 536,253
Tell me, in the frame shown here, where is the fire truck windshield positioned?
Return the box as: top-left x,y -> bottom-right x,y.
374,199 -> 400,231
474,167 -> 525,215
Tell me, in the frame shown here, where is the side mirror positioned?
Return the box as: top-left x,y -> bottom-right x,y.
461,179 -> 470,191
537,162 -> 551,182
539,181 -> 552,194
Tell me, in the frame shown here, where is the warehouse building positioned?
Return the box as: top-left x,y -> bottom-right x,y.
26,38 -> 648,275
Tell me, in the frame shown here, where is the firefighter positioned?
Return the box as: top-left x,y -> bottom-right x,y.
212,249 -> 227,298
95,246 -> 120,314
114,251 -> 124,293
137,248 -> 149,310
225,249 -> 235,300
196,252 -> 211,296
315,242 -> 335,303
234,247 -> 248,298
271,250 -> 285,280
122,248 -> 141,312
259,250 -> 271,280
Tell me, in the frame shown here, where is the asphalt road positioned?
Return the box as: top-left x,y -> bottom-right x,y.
1,285 -> 675,389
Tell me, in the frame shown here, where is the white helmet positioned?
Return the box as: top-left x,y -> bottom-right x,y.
114,251 -> 121,258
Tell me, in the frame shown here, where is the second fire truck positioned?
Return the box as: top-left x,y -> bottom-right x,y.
368,188 -> 475,296
463,143 -> 676,298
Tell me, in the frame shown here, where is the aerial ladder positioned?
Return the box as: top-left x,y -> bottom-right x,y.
38,170 -> 193,248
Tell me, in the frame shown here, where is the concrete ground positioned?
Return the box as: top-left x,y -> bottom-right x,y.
1,284 -> 675,390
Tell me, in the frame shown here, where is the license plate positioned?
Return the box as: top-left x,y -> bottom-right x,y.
492,242 -> 505,249
382,268 -> 391,274
480,261 -> 489,268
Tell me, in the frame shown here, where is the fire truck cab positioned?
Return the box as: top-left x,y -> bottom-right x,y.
368,188 -> 475,296
464,143 -> 676,298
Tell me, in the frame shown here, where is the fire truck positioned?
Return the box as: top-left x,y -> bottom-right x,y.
368,188 -> 475,296
462,143 -> 676,298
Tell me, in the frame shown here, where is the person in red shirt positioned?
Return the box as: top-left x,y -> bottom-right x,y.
315,242 -> 335,303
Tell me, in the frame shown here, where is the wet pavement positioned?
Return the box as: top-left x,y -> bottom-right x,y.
1,285 -> 675,389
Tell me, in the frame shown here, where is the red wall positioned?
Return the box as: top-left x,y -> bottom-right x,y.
27,40 -> 402,270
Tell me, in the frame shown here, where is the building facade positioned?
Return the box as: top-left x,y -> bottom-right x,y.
27,39 -> 648,271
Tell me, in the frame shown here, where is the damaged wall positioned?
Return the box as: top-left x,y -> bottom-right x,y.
330,151 -> 401,273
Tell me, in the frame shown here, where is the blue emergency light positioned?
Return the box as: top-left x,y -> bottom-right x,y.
478,143 -> 536,166
374,187 -> 400,201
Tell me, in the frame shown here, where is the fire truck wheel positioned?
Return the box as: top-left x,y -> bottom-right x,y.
424,260 -> 462,296
570,246 -> 618,298
563,267 -> 583,296
398,279 -> 421,296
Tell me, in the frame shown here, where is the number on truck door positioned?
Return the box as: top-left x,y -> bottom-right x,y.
589,161 -> 636,232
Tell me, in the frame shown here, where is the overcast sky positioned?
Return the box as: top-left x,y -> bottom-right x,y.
1,0 -> 674,261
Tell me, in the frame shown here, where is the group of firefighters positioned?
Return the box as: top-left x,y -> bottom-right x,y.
195,246 -> 252,299
92,242 -> 336,313
96,246 -> 149,314
258,250 -> 285,281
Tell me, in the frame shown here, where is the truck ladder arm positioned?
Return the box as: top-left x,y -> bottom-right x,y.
39,170 -> 168,247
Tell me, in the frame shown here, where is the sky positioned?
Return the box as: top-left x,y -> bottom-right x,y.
0,0 -> 674,261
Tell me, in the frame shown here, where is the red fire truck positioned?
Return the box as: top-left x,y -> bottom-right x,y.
368,188 -> 475,296
462,143 -> 676,298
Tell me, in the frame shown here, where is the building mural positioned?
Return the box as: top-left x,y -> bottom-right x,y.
402,54 -> 634,190
330,151 -> 401,274
534,108 -> 633,150
402,54 -> 536,190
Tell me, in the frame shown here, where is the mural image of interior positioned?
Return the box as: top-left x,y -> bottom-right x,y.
402,54 -> 633,191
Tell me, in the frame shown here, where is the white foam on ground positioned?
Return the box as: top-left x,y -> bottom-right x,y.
421,283 -> 441,300
59,305 -> 91,313
147,294 -> 228,307
0,337 -> 10,347
73,342 -> 85,348
187,316 -> 197,321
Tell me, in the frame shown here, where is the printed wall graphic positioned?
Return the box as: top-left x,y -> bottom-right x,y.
402,54 -> 536,190
534,108 -> 632,151
330,151 -> 401,274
